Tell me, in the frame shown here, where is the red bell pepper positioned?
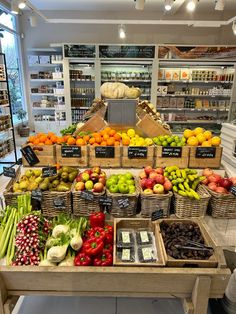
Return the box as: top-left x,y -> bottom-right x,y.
89,212 -> 105,228
93,252 -> 113,266
104,225 -> 113,234
74,253 -> 91,266
105,232 -> 113,244
83,237 -> 104,256
87,227 -> 106,241
103,243 -> 113,254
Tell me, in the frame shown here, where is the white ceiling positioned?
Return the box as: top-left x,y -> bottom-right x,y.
28,0 -> 236,12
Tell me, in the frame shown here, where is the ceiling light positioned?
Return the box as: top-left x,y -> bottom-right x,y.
18,1 -> 26,9
134,0 -> 145,10
165,0 -> 174,11
118,25 -> 126,39
11,0 -> 19,14
233,21 -> 236,35
186,0 -> 197,12
215,0 -> 225,10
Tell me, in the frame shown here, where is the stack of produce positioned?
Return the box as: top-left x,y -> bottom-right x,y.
183,127 -> 221,147
27,132 -> 59,146
74,213 -> 113,266
106,172 -> 136,195
74,167 -> 106,192
153,135 -> 186,147
119,128 -> 153,147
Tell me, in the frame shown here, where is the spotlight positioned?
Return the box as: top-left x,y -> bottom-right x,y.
186,0 -> 197,12
119,25 -> 126,39
233,21 -> 236,35
11,0 -> 19,14
215,0 -> 225,10
134,0 -> 145,10
18,1 -> 26,9
165,0 -> 174,11
29,15 -> 37,27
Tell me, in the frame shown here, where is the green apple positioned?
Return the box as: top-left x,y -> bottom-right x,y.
109,184 -> 119,193
118,183 -> 129,194
125,172 -> 133,180
106,178 -> 117,188
118,177 -> 127,184
109,175 -> 118,183
126,179 -> 135,186
129,185 -> 136,194
85,180 -> 93,190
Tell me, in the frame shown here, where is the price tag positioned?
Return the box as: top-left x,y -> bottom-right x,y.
81,190 -> 94,201
20,145 -> 40,166
3,167 -> 16,178
53,197 -> 66,209
95,146 -> 115,158
61,146 -> 81,158
229,186 -> 236,197
128,147 -> 147,159
42,166 -> 57,178
196,147 -> 216,158
99,196 -> 113,207
151,209 -> 164,221
162,147 -> 182,158
117,198 -> 130,209
31,189 -> 42,202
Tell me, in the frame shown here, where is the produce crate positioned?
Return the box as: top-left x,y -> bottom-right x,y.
188,146 -> 223,169
156,218 -> 218,268
121,146 -> 155,168
140,190 -> 172,218
113,218 -> 165,267
136,114 -> 171,138
75,113 -> 107,135
154,146 -> 190,169
173,185 -> 211,218
22,144 -> 56,167
88,146 -> 121,168
56,145 -> 88,167
41,190 -> 72,217
203,185 -> 236,218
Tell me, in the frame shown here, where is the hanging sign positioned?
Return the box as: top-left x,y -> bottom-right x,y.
99,45 -> 155,58
64,44 -> 96,58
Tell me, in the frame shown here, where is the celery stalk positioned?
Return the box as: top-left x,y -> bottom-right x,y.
0,209 -> 15,259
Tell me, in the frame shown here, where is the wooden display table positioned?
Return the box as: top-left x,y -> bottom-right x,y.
0,265 -> 230,314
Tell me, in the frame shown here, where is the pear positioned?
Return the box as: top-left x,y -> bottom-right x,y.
35,176 -> 43,184
19,175 -> 29,182
39,182 -> 48,191
33,169 -> 42,177
57,185 -> 70,192
27,182 -> 38,191
52,179 -> 60,188
13,183 -> 20,192
25,169 -> 34,178
68,172 -> 77,183
19,181 -> 28,191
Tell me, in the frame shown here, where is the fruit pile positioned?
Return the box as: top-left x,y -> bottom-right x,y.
164,166 -> 205,199
13,167 -> 78,193
139,166 -> 172,194
201,168 -> 236,194
75,167 -> 107,192
28,132 -> 59,145
120,128 -> 153,147
153,135 -> 186,147
183,127 -> 221,147
106,172 -> 136,194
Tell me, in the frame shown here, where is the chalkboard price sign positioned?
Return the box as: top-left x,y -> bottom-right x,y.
196,147 -> 216,158
128,147 -> 147,159
61,146 -> 81,158
3,167 -> 16,178
229,186 -> 236,197
53,197 -> 66,209
151,209 -> 164,221
99,196 -> 113,207
95,146 -> 115,158
162,147 -> 182,158
81,190 -> 94,201
42,166 -> 57,178
117,198 -> 130,209
31,189 -> 42,202
20,145 -> 40,166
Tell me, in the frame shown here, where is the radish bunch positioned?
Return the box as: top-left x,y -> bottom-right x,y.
12,214 -> 50,266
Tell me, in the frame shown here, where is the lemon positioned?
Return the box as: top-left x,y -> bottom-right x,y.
135,134 -> 140,139
127,129 -> 136,138
211,136 -> 221,146
183,129 -> 194,139
196,133 -> 206,144
145,138 -> 153,146
187,136 -> 199,146
203,130 -> 212,140
202,141 -> 212,147
193,127 -> 205,136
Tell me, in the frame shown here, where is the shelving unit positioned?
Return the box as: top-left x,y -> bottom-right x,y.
0,53 -> 18,171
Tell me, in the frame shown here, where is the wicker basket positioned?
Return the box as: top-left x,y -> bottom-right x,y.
41,190 -> 72,217
72,186 -> 105,217
203,185 -> 236,218
140,190 -> 172,218
173,185 -> 211,218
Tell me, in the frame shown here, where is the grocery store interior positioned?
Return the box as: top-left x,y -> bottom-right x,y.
0,0 -> 236,314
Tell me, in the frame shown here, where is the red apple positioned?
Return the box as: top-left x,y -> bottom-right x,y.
230,177 -> 236,185
218,178 -> 233,190
155,174 -> 165,185
145,178 -> 155,190
208,182 -> 217,191
76,173 -> 83,182
92,166 -> 101,175
140,178 -> 148,190
99,171 -> 107,178
98,176 -> 106,186
144,166 -> 153,176
143,188 -> 154,195
202,168 -> 214,177
149,171 -> 158,180
155,167 -> 164,175
75,181 -> 85,191
139,170 -> 147,179
164,180 -> 172,192
215,186 -> 228,194
93,182 -> 104,193
90,172 -> 99,182
153,183 -> 164,194
84,169 -> 92,176
208,174 -> 221,184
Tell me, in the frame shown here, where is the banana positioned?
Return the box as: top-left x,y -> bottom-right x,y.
176,170 -> 182,178
181,170 -> 186,179
172,180 -> 178,185
173,186 -> 178,193
171,171 -> 176,176
178,190 -> 187,197
168,166 -> 178,173
189,188 -> 200,200
188,175 -> 195,181
178,183 -> 185,191
191,179 -> 200,191
184,182 -> 190,191
177,178 -> 184,183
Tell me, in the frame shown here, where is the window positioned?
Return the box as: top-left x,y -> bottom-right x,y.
0,6 -> 26,125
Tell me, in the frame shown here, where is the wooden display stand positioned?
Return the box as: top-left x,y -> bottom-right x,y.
121,146 -> 155,168
155,146 -> 190,168
22,144 -> 56,167
188,146 -> 223,169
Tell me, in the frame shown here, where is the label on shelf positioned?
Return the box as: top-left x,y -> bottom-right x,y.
99,196 -> 113,207
42,166 -> 57,178
81,190 -> 94,201
128,147 -> 148,159
195,147 -> 216,158
151,209 -> 164,221
162,147 -> 182,158
95,146 -> 115,158
53,197 -> 66,209
3,167 -> 16,178
20,145 -> 40,166
117,197 -> 130,209
31,189 -> 42,202
61,146 -> 81,158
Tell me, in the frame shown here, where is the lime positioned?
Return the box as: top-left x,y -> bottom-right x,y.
156,140 -> 162,146
164,135 -> 169,139
171,142 -> 177,147
162,141 -> 168,147
167,137 -> 173,144
159,136 -> 165,142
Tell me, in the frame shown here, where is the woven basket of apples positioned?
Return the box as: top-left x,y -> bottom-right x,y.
72,166 -> 107,216
201,168 -> 236,218
139,166 -> 173,218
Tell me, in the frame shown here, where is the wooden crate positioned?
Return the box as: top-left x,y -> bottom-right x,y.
56,145 -> 88,167
154,146 -> 190,168
113,218 -> 165,267
188,146 -> 223,169
89,146 -> 121,168
75,114 -> 107,135
136,114 -> 171,138
121,146 -> 155,168
156,218 -> 218,268
22,144 -> 56,167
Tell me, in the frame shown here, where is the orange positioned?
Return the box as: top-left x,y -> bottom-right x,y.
38,142 -> 44,146
100,129 -> 106,136
67,137 -> 76,145
107,138 -> 115,146
122,138 -> 130,146
100,141 -> 107,146
203,130 -> 212,140
193,127 -> 205,136
202,141 -> 212,147
33,138 -> 40,145
48,132 -> 55,138
196,133 -> 206,145
95,135 -> 102,144
104,127 -> 111,133
103,134 -> 109,141
92,132 -> 99,138
187,136 -> 199,146
57,137 -> 64,144
109,129 -> 116,136
28,135 -> 35,143
211,136 -> 221,146
92,143 -> 99,146
54,163 -> 61,170
114,141 -> 120,146
114,133 -> 121,141
83,135 -> 90,143
183,129 -> 194,139
89,137 -> 96,145
45,139 -> 53,145
39,135 -> 47,143
51,135 -> 58,144
76,138 -> 85,146
63,135 -> 70,142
